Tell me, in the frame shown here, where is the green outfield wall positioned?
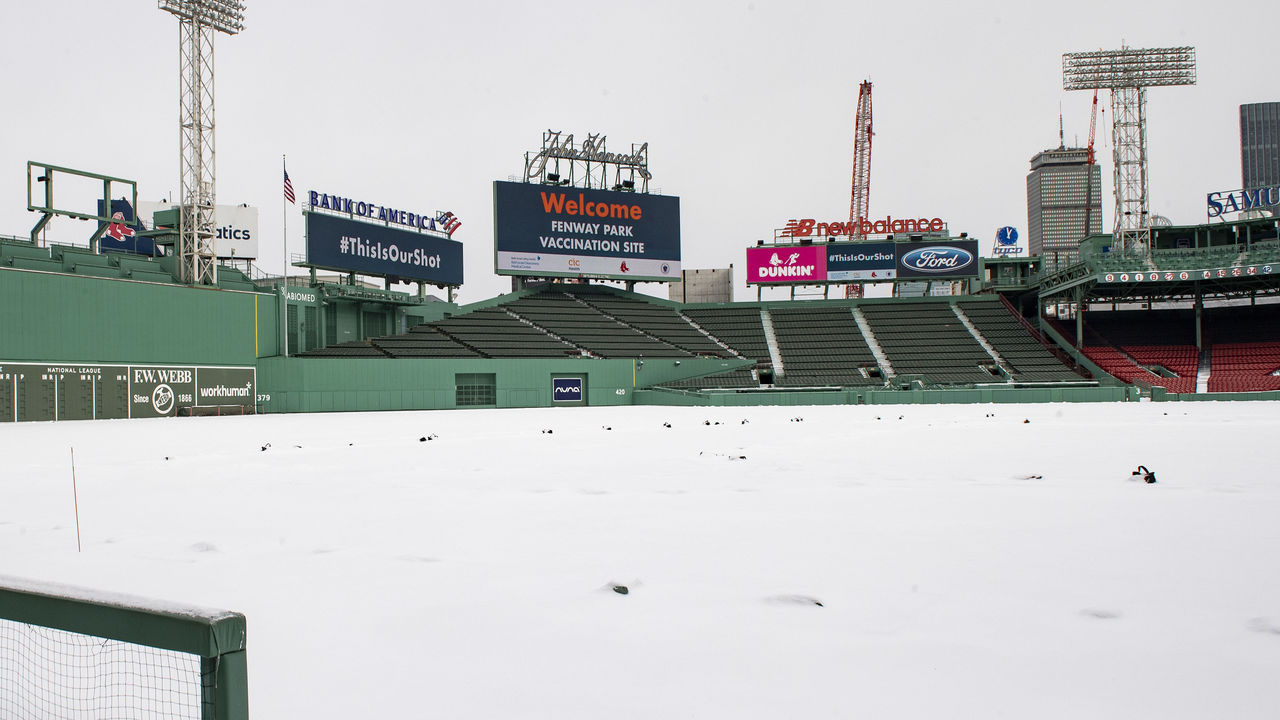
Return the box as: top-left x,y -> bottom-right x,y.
634,384 -> 1136,407
256,357 -> 641,413
0,267 -> 275,366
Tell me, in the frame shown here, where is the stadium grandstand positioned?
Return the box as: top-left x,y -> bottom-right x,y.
4,212 -> 1280,421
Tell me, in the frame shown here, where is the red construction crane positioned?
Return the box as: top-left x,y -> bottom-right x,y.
1083,89 -> 1100,240
1086,88 -> 1099,165
845,80 -> 873,299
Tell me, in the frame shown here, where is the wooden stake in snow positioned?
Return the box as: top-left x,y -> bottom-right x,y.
71,447 -> 82,552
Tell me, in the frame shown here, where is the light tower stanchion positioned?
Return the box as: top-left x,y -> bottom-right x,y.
1063,46 -> 1195,258
159,0 -> 246,285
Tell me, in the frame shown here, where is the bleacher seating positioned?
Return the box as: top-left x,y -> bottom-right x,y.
682,306 -> 770,363
1208,342 -> 1280,392
574,291 -> 727,356
297,341 -> 389,358
957,299 -> 1084,382
504,291 -> 690,358
661,368 -> 758,389
769,305 -> 881,387
431,307 -> 578,358
861,302 -> 999,385
370,326 -> 482,358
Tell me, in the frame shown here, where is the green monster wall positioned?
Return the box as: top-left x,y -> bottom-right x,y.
0,268 -> 276,366
257,357 -> 639,413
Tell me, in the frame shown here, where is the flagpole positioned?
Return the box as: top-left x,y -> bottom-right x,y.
282,154 -> 288,359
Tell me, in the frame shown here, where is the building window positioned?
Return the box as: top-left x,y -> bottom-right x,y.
455,373 -> 497,407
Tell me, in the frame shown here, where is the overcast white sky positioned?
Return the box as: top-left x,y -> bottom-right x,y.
2,1 -> 1275,302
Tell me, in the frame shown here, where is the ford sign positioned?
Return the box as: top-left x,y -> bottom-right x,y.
896,241 -> 979,279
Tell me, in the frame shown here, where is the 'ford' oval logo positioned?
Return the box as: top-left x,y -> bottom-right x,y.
901,246 -> 974,273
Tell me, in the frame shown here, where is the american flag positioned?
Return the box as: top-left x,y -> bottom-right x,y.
284,168 -> 296,204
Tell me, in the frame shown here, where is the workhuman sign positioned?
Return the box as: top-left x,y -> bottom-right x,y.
493,181 -> 681,282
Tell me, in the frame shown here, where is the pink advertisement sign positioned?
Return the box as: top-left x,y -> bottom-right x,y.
746,245 -> 828,285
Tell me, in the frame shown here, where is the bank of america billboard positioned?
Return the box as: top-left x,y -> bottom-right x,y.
305,211 -> 463,285
493,181 -> 681,282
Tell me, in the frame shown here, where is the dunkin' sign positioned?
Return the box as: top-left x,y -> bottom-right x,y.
746,245 -> 827,284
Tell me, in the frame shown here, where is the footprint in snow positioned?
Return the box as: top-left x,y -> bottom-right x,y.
1247,618 -> 1280,635
766,594 -> 824,607
1079,608 -> 1122,620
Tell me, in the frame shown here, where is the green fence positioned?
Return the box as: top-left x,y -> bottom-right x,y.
0,575 -> 248,720
634,384 -> 1134,407
257,356 -> 641,413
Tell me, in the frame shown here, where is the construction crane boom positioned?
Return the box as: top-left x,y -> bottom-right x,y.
846,81 -> 873,299
849,81 -> 874,233
1083,89 -> 1099,240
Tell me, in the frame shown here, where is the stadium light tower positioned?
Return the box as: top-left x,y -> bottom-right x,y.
159,0 -> 246,285
1063,45 -> 1195,256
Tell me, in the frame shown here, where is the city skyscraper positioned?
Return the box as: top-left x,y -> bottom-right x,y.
1241,102 -> 1280,190
1026,146 -> 1103,272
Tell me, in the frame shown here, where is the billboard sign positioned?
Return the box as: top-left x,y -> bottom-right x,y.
826,242 -> 897,281
307,191 -> 460,236
745,245 -> 827,285
551,377 -> 584,403
1206,185 -> 1280,219
493,181 -> 680,282
780,215 -> 947,239
134,200 -> 261,258
896,240 -> 979,279
305,211 -> 463,285
129,365 -> 256,418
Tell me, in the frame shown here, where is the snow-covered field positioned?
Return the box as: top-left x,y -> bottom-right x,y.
3,402 -> 1279,719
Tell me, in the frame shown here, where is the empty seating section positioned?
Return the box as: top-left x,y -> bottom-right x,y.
957,300 -> 1083,382
0,240 -> 181,282
682,307 -> 771,363
370,326 -> 482,358
298,341 -> 388,358
1079,346 -> 1164,388
1206,306 -> 1280,391
661,368 -> 758,389
505,291 -> 690,358
1082,309 -> 1196,346
1065,309 -> 1198,392
769,306 -> 881,387
861,302 -> 997,385
1126,346 -> 1197,393
1208,343 -> 1280,392
430,307 -> 577,358
575,293 -> 726,356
